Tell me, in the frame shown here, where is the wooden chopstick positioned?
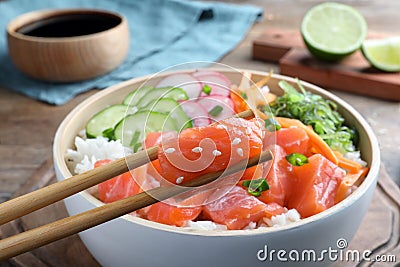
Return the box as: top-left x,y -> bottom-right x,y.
0,146 -> 158,226
0,150 -> 271,261
0,109 -> 254,226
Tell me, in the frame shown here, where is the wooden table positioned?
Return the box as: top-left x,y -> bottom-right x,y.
0,0 -> 399,266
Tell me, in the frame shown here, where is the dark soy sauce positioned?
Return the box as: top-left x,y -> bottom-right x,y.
17,13 -> 121,38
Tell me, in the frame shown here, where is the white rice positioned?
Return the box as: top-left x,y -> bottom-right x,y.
65,136 -> 131,174
243,221 -> 257,230
182,220 -> 228,231
263,208 -> 301,227
344,151 -> 368,167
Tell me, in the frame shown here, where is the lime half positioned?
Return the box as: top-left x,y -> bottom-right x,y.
362,37 -> 400,72
301,2 -> 367,61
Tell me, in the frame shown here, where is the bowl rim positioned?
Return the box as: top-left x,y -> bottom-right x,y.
53,68 -> 380,237
7,8 -> 127,42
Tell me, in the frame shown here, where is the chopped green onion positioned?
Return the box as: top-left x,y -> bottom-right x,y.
286,153 -> 308,166
240,91 -> 248,100
270,80 -> 358,154
133,142 -> 142,153
208,105 -> 223,117
242,178 -> 269,197
102,128 -> 115,140
129,130 -> 141,147
278,80 -> 303,102
264,118 -> 281,132
202,84 -> 212,95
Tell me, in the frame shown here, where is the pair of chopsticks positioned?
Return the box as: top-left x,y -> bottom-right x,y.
0,110 -> 272,260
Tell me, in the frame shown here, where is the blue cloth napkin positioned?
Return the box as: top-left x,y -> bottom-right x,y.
0,0 -> 262,105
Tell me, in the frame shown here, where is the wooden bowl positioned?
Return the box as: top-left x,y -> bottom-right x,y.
7,9 -> 129,82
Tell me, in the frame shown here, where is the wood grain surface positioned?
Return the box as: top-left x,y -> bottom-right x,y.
252,28 -> 400,101
0,159 -> 100,267
1,0 -> 400,265
0,160 -> 399,266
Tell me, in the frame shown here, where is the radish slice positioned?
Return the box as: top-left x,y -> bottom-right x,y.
197,96 -> 235,122
179,100 -> 210,127
192,70 -> 232,85
157,74 -> 202,99
193,71 -> 232,97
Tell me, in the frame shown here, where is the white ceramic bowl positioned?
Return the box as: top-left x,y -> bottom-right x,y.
53,70 -> 380,267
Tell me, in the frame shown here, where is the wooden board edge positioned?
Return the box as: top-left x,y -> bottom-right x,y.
279,49 -> 400,101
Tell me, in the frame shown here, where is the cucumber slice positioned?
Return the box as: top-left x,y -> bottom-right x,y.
123,86 -> 153,106
145,98 -> 193,131
114,111 -> 177,151
86,104 -> 134,139
136,87 -> 188,109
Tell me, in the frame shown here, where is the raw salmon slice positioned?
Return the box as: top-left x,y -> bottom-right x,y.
158,117 -> 264,185
95,160 -> 140,203
288,154 -> 345,218
140,132 -> 206,222
144,131 -> 177,149
146,202 -> 202,227
264,127 -> 310,155
203,186 -> 285,230
143,131 -> 177,186
258,145 -> 292,206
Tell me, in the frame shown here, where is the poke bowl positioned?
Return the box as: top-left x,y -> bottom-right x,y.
53,68 -> 380,267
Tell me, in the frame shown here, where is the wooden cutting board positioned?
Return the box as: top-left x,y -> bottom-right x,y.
0,159 -> 399,266
252,28 -> 400,101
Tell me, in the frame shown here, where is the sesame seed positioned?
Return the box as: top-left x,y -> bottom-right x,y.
236,148 -> 244,157
232,137 -> 241,145
212,150 -> 222,156
192,146 -> 203,153
245,128 -> 252,135
164,147 -> 176,154
176,176 -> 184,184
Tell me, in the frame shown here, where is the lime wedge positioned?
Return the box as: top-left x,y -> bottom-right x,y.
301,2 -> 367,61
362,37 -> 400,72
